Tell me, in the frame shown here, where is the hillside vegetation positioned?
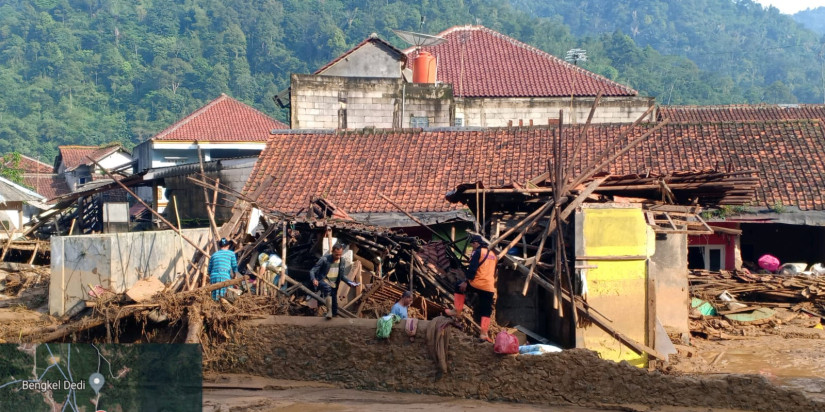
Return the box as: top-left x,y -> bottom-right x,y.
1,0 -> 823,160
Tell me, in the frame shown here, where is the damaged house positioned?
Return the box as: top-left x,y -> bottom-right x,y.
132,93 -> 288,215
658,104 -> 825,272
243,114 -> 825,363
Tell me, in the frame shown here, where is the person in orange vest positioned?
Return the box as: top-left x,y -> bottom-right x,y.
445,235 -> 497,342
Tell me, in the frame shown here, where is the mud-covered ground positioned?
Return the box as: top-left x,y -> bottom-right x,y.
202,374 -> 628,412
208,317 -> 824,412
668,329 -> 825,403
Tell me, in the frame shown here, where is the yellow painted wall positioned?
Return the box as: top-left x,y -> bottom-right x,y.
579,207 -> 650,367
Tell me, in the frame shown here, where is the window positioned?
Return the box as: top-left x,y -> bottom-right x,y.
454,113 -> 465,127
410,115 -> 429,128
688,245 -> 725,271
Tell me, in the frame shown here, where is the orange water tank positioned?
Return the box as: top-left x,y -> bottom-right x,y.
412,51 -> 436,83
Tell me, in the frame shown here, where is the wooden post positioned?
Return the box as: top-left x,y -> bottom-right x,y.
647,268 -> 657,364
68,219 -> 76,236
172,195 -> 190,291
0,229 -> 16,261
409,252 -> 415,292
27,241 -> 39,265
185,303 -> 202,344
280,221 -> 287,288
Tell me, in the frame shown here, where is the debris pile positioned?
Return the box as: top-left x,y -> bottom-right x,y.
689,269 -> 824,338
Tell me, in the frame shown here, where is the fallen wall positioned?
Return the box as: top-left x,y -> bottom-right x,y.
49,228 -> 211,316
208,316 -> 821,412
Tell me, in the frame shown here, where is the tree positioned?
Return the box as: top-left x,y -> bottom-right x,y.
0,152 -> 25,185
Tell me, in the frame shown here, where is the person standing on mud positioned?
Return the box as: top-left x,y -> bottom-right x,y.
310,242 -> 359,319
209,238 -> 239,301
445,235 -> 497,342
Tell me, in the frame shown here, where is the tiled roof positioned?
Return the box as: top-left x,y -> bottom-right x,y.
314,34 -> 406,75
247,120 -> 825,214
405,25 -> 638,98
658,104 -> 825,123
15,155 -> 53,174
57,144 -> 126,172
22,174 -> 69,200
151,94 -> 287,142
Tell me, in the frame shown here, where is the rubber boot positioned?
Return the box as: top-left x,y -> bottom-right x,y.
444,293 -> 465,317
479,316 -> 493,342
325,296 -> 333,319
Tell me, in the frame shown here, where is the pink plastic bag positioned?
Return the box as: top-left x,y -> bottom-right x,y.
494,331 -> 519,354
758,254 -> 780,272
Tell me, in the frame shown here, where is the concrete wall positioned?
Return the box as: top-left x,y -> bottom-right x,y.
458,96 -> 655,127
49,228 -> 211,316
649,233 -> 689,335
290,74 -> 454,129
290,74 -> 652,129
318,41 -> 402,78
575,204 -> 652,367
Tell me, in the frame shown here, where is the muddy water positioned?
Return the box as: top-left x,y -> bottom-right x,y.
685,335 -> 825,402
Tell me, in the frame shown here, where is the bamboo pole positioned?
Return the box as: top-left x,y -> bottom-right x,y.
565,91 -> 603,181
522,208 -> 555,296
378,193 -> 464,256
198,148 -> 220,250
488,199 -> 555,250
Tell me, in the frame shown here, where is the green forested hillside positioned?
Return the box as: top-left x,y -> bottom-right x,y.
1,0 -> 823,161
511,0 -> 825,104
794,7 -> 825,35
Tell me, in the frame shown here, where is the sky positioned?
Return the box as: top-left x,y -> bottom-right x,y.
752,0 -> 825,14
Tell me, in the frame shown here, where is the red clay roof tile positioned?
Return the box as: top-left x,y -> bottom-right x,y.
57,144 -> 127,172
151,94 -> 287,142
659,104 -> 825,123
22,174 -> 69,200
405,26 -> 638,98
15,155 -> 53,174
247,120 -> 825,214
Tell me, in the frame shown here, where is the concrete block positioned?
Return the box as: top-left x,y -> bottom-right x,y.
49,229 -> 211,316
